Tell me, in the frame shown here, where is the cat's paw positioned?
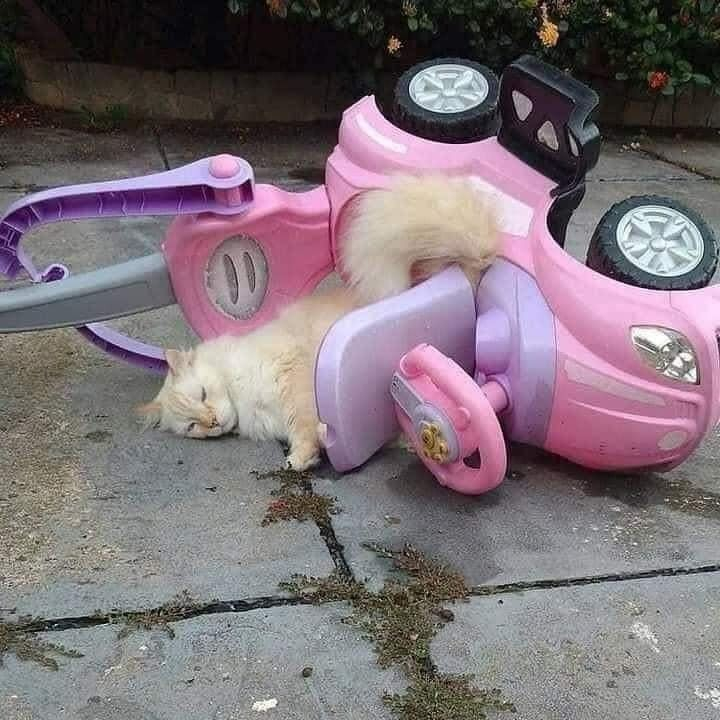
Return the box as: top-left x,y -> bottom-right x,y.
388,433 -> 417,454
316,422 -> 328,448
286,450 -> 321,472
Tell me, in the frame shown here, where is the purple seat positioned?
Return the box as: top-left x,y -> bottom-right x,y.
315,266 -> 477,471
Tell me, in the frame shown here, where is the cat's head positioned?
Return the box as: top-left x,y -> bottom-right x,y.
137,349 -> 237,439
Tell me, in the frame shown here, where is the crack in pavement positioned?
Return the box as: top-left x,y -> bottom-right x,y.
9,595 -> 313,634
471,562 -> 720,597
316,512 -> 354,581
258,460 -> 354,581
588,175 -> 709,183
635,148 -> 720,183
9,563 -> 720,636
152,125 -> 171,171
306,471 -> 354,582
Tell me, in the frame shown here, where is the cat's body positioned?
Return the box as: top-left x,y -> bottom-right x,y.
139,287 -> 359,470
139,175 -> 500,468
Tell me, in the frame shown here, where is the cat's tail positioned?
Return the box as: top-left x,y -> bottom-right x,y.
339,174 -> 501,304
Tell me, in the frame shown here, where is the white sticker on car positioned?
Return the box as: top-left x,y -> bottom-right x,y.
468,176 -> 534,236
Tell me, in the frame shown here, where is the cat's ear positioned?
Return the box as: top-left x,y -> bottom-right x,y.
165,349 -> 191,376
135,401 -> 162,429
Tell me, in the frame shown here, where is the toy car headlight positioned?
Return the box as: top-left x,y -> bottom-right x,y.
631,326 -> 699,385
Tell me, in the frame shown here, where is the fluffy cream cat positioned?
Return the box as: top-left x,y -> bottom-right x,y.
138,288 -> 359,470
139,174 -> 500,468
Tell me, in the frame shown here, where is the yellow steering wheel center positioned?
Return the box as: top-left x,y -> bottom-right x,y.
420,421 -> 450,463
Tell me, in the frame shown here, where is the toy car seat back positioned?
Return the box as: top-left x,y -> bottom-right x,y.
498,55 -> 600,246
315,266 -> 476,471
498,55 -> 600,191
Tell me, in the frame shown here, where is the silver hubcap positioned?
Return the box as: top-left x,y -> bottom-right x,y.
616,205 -> 704,277
409,64 -> 489,114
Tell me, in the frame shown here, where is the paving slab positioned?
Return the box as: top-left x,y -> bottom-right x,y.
565,177 -> 720,264
0,325 -> 334,619
589,140 -> 699,181
0,127 -> 165,188
431,573 -> 720,719
1,129 -> 335,620
157,124 -> 336,188
314,425 -> 720,589
1,604 -> 402,720
639,137 -> 720,179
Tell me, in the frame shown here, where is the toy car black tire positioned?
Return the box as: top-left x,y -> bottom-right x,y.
586,195 -> 718,290
392,58 -> 499,143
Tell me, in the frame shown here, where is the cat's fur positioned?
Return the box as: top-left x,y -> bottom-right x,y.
340,174 -> 500,304
139,174 -> 500,468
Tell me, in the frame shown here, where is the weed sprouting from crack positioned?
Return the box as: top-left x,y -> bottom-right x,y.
384,674 -> 516,720
112,591 -> 201,639
0,621 -> 82,670
252,468 -> 339,526
281,543 -> 514,719
264,493 -> 338,526
253,468 -> 314,486
280,572 -> 365,605
365,542 -> 470,604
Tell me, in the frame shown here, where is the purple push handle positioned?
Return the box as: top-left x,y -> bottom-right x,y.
77,324 -> 168,373
0,155 -> 254,279
0,154 -> 255,373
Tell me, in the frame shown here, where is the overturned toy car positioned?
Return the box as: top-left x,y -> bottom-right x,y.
1,55 -> 718,493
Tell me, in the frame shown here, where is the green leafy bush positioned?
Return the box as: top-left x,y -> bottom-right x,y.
228,0 -> 720,94
0,0 -> 23,98
0,43 -> 23,99
9,1 -> 718,96
560,0 -> 720,95
229,0 -> 542,70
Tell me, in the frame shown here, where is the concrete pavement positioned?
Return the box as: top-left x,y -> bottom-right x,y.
1,119 -> 719,719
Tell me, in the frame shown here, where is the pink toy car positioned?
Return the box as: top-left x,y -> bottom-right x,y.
1,55 -> 718,494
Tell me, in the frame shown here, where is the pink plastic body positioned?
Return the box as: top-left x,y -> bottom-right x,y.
396,344 -> 508,495
163,184 -> 333,338
325,96 -> 551,275
533,222 -> 720,473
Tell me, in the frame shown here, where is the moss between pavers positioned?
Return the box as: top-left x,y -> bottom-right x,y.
258,467 -> 513,718
0,621 -> 82,670
253,468 -> 339,526
111,590 -> 201,639
385,674 -> 516,720
281,543 -> 515,720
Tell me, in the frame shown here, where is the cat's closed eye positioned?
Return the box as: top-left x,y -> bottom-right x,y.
187,422 -> 196,433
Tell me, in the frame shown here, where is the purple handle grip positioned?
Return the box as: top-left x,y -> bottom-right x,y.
0,155 -> 254,279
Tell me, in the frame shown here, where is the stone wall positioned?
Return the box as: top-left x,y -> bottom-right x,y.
16,49 -> 720,128
592,78 -> 720,129
17,49 -> 359,122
